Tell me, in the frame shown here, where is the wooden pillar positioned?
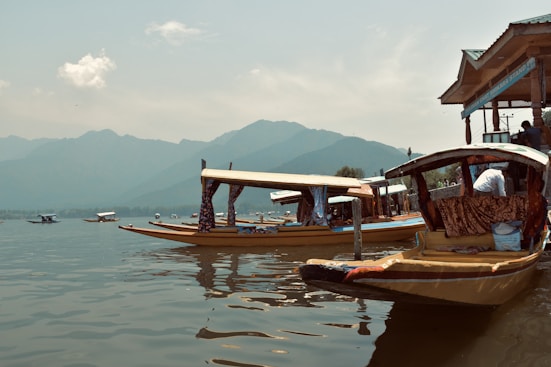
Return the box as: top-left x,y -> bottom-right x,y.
465,115 -> 472,144
352,198 -> 362,260
492,100 -> 500,131
530,57 -> 544,127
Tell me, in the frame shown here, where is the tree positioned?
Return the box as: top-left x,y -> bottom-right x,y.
335,166 -> 365,178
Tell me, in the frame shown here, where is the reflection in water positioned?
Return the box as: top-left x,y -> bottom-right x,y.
135,242 -> 551,367
139,243 -> 402,366
196,327 -> 281,340
369,302 -> 494,367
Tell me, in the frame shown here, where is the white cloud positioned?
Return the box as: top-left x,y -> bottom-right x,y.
145,21 -> 203,45
0,79 -> 11,93
57,50 -> 116,89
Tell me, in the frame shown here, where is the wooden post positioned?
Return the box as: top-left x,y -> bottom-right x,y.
352,198 -> 362,260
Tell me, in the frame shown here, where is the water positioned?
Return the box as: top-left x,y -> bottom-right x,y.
2,218 -> 551,367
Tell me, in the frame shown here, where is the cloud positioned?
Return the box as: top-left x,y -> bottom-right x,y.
57,50 -> 116,89
0,79 -> 11,93
145,21 -> 203,45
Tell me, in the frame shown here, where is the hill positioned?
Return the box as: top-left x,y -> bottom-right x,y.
0,121 -> 416,212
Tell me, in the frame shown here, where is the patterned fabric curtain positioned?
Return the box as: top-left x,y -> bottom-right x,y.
435,196 -> 527,237
198,179 -> 221,232
227,184 -> 244,226
309,186 -> 328,226
523,167 -> 547,242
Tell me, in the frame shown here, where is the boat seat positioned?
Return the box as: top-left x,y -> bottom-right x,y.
421,230 -> 495,249
419,230 -> 529,257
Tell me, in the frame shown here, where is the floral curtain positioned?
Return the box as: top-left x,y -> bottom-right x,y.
227,184 -> 244,226
198,179 -> 221,232
435,195 -> 527,237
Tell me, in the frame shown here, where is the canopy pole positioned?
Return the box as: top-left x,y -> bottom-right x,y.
352,198 -> 362,260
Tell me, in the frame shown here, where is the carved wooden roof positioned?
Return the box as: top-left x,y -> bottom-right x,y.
440,14 -> 551,113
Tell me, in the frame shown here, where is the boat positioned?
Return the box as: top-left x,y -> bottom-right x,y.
119,168 -> 426,247
299,143 -> 550,306
83,211 -> 119,223
28,213 -> 60,223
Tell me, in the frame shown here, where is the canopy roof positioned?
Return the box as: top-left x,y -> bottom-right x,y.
385,143 -> 549,178
201,168 -> 361,195
97,211 -> 116,217
440,14 -> 551,114
270,183 -> 374,205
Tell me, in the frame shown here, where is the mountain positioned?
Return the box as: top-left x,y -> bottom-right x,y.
0,135 -> 56,162
0,121 -> 417,211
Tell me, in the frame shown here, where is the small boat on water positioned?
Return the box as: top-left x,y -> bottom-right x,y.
28,213 -> 60,224
299,143 -> 550,306
119,168 -> 426,247
83,211 -> 119,223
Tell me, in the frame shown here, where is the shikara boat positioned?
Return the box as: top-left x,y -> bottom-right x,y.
83,211 -> 119,223
300,143 -> 550,305
28,213 -> 60,223
119,168 -> 425,247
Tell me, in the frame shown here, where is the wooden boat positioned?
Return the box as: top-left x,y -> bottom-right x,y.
119,168 -> 426,246
300,143 -> 550,306
28,213 -> 60,223
83,211 -> 119,223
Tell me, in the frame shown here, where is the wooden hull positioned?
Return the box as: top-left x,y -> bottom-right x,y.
300,230 -> 548,305
83,218 -> 120,222
118,216 -> 425,247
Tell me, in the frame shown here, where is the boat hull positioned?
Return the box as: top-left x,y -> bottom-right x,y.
119,216 -> 425,247
83,218 -> 120,223
300,235 -> 547,306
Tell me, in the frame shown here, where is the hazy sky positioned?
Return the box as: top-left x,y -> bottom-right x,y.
1,2 -> 549,154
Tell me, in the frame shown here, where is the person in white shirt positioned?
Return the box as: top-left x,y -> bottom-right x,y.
473,167 -> 506,196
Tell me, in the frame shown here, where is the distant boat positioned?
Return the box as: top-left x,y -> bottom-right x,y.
28,213 -> 60,224
83,211 -> 119,223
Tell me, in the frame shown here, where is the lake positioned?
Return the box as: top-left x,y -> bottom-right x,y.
2,217 -> 551,367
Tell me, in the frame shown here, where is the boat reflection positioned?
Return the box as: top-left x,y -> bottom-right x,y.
139,242 -> 499,367
143,242 -> 414,305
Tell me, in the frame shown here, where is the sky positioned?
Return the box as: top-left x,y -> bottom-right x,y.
1,1 -> 549,154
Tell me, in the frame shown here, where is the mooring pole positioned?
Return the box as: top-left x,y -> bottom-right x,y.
352,198 -> 362,260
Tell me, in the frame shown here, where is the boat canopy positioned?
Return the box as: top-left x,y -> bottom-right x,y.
379,184 -> 408,196
199,169 -> 363,232
201,169 -> 361,192
270,190 -> 302,204
270,184 -> 374,205
384,142 -> 550,240
386,143 -> 549,178
97,211 -> 116,217
39,213 -> 56,218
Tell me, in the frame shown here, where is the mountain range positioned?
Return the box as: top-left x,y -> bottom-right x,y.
0,120 -> 418,212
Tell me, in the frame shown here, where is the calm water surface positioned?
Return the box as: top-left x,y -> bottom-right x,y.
2,218 -> 551,367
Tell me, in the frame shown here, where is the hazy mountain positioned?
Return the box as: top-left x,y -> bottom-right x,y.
0,129 -> 206,209
116,121 -> 345,205
0,121 -> 421,211
0,135 -> 57,162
